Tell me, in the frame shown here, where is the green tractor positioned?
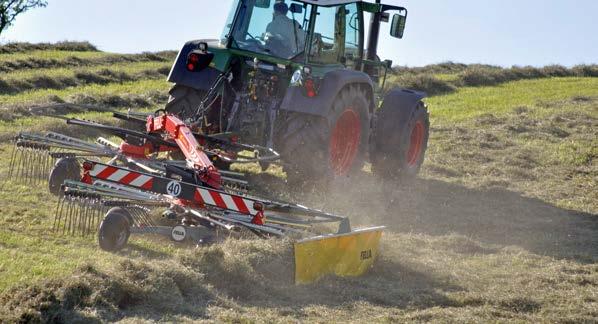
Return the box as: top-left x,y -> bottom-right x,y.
165,0 -> 429,185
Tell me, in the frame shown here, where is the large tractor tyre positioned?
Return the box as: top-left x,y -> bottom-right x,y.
48,158 -> 81,196
164,84 -> 206,121
371,101 -> 430,180
98,207 -> 131,252
163,85 -> 235,168
275,86 -> 371,186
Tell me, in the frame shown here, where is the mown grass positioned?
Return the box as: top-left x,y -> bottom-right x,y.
0,61 -> 171,94
2,61 -> 171,81
0,79 -> 170,106
0,50 -> 110,63
389,63 -> 598,96
0,50 -> 176,74
422,96 -> 597,214
0,41 -> 98,54
0,44 -> 596,322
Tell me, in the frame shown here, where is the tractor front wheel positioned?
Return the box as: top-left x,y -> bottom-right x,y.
371,101 -> 430,180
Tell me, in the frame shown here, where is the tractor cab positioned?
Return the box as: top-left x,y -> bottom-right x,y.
219,0 -> 408,92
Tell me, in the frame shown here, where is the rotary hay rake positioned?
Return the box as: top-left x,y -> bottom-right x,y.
3,110 -> 384,284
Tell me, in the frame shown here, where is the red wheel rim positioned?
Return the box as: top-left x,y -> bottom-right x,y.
329,109 -> 361,176
406,120 -> 425,167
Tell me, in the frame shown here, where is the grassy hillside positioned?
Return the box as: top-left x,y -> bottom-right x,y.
0,43 -> 596,322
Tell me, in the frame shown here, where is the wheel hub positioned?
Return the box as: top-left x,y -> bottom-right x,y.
329,109 -> 361,176
406,120 -> 425,167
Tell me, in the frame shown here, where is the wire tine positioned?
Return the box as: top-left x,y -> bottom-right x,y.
73,200 -> 82,236
91,201 -> 102,235
126,207 -> 137,227
81,197 -> 91,236
27,148 -> 35,184
82,198 -> 91,236
36,149 -> 45,183
53,192 -> 65,231
129,207 -> 142,227
32,149 -> 40,184
140,207 -> 156,227
64,197 -> 73,235
31,148 -> 40,183
73,198 -> 81,236
31,148 -> 38,183
6,141 -> 18,180
131,206 -> 144,227
135,206 -> 149,227
78,199 -> 86,236
14,147 -> 24,180
58,195 -> 67,234
89,198 -> 100,236
22,148 -> 31,183
44,152 -> 52,181
85,199 -> 96,236
19,147 -> 27,183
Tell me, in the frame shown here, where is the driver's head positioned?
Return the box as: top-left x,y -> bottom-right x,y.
273,1 -> 288,16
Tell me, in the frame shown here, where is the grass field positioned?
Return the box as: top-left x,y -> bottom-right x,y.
0,43 -> 596,322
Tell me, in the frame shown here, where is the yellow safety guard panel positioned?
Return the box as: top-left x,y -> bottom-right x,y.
294,226 -> 384,284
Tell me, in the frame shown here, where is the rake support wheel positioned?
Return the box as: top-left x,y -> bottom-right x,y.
48,158 -> 81,196
98,207 -> 131,252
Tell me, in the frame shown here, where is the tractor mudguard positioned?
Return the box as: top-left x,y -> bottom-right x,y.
378,87 -> 427,128
280,69 -> 375,118
167,39 -> 222,91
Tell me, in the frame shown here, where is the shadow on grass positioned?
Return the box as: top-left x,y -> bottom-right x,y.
217,171 -> 598,264
320,176 -> 598,263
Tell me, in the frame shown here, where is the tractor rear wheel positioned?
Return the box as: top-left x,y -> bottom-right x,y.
275,86 -> 371,186
98,207 -> 131,252
371,101 -> 430,180
164,84 -> 206,122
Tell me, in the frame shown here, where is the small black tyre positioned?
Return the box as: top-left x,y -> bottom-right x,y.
48,158 -> 81,196
98,207 -> 131,252
275,85 -> 371,185
371,101 -> 430,180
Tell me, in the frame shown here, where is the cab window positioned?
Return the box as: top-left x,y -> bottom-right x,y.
310,4 -> 360,65
310,6 -> 344,64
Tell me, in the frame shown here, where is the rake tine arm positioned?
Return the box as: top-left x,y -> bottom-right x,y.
66,118 -> 179,149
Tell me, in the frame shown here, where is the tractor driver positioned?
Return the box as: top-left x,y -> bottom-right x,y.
265,1 -> 305,57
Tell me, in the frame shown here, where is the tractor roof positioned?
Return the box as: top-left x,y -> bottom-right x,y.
295,1 -> 403,11
295,0 -> 363,6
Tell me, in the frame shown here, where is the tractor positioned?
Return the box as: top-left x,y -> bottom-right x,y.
165,0 -> 430,185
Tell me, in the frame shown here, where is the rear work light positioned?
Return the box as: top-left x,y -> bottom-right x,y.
304,78 -> 317,98
186,43 -> 214,72
187,53 -> 200,71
